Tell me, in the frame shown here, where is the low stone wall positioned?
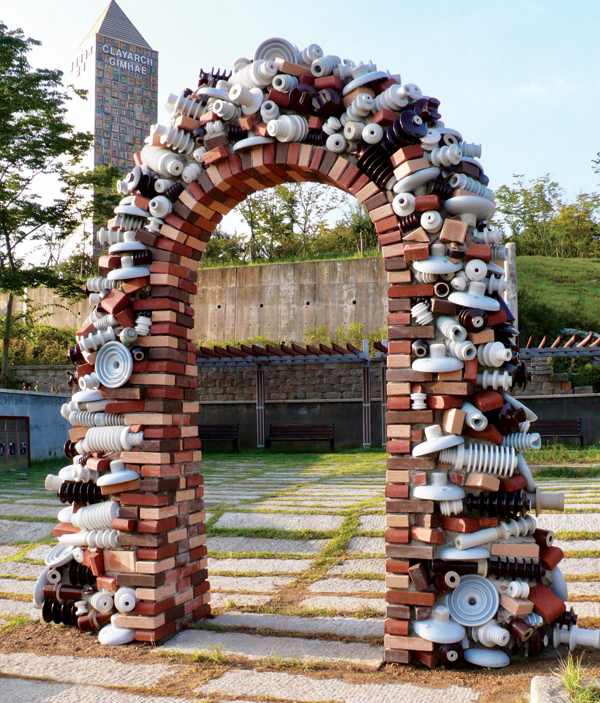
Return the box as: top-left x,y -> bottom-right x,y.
11,365 -> 73,393
515,357 -> 573,396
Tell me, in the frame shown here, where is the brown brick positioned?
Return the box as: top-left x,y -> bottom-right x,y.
408,562 -> 430,591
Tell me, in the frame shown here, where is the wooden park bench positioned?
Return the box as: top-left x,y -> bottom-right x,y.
534,419 -> 584,446
198,424 -> 239,451
266,424 -> 335,451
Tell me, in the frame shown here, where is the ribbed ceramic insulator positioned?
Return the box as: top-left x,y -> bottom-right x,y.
213,100 -> 242,122
232,59 -> 277,89
459,142 -> 482,158
472,620 -> 510,647
310,54 -> 341,77
373,84 -> 409,112
72,501 -> 119,530
299,44 -> 323,66
477,369 -> 513,391
181,161 -> 203,184
114,214 -> 145,232
411,302 -> 433,325
484,275 -> 507,295
323,116 -> 342,136
114,587 -> 137,613
445,339 -> 477,361
260,100 -> 280,122
69,411 -> 125,428
205,120 -> 226,137
503,432 -> 542,451
490,244 -> 507,261
88,591 -> 114,614
475,225 -> 502,245
78,327 -> 117,353
411,392 -> 427,410
76,427 -> 144,455
93,315 -> 119,331
165,92 -> 204,120
325,133 -> 346,153
96,228 -> 125,247
86,276 -> 119,293
439,443 -> 517,476
478,341 -> 512,368
345,93 -> 374,122
272,74 -> 298,92
134,315 -> 152,337
508,580 -> 530,598
267,115 -> 309,142
428,178 -> 454,200
141,145 -> 184,177
83,308 -> 106,326
439,499 -> 464,516
525,613 -> 544,627
448,173 -> 495,201
436,316 -> 467,342
460,401 -> 488,430
153,124 -> 195,155
413,270 -> 437,283
429,144 -> 462,167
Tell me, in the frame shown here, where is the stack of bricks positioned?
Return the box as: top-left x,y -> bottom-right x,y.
38,37 -> 597,657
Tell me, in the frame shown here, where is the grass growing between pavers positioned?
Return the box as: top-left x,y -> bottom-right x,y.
525,445 -> 600,467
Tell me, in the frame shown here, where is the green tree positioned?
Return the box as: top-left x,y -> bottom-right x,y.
0,22 -> 112,385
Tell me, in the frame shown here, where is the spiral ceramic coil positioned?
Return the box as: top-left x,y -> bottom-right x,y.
76,427 -> 144,455
68,412 -> 125,427
503,432 -> 542,451
436,316 -> 467,342
439,443 -> 517,476
411,302 -> 433,326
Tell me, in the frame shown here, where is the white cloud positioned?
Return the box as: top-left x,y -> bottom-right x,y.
518,76 -> 574,97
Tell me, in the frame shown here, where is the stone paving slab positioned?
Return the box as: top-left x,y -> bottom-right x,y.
0,561 -> 44,577
0,504 -> 57,518
300,595 -> 385,614
209,611 -> 384,638
530,676 -> 570,703
208,558 -> 312,573
568,601 -> 600,617
161,630 -> 384,669
207,536 -> 328,554
328,559 -> 386,575
0,598 -> 41,620
0,652 -> 181,688
358,515 -> 385,531
196,669 -> 477,702
0,520 -> 53,544
561,558 -> 600,575
308,578 -> 386,594
564,582 -> 600,595
0,577 -> 35,594
555,539 -> 600,551
215,513 -> 343,531
348,536 -> 386,554
0,545 -> 20,558
210,575 -> 294,592
23,545 -> 53,561
210,593 -> 272,608
537,514 -> 600,531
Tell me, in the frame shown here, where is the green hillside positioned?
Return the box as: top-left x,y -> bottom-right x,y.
516,256 -> 600,338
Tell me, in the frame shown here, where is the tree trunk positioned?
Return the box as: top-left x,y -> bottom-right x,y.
0,293 -> 13,388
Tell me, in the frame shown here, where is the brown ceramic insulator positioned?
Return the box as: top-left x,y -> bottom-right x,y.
138,170 -> 157,198
58,480 -> 106,506
458,308 -> 488,332
192,126 -> 205,145
77,609 -> 112,632
533,529 -> 554,548
227,124 -> 245,142
437,642 -> 464,667
289,84 -> 317,114
398,211 -> 421,233
556,607 -> 578,629
131,346 -> 146,362
465,490 -> 529,517
507,616 -> 534,642
44,583 -> 84,602
431,560 -> 480,575
42,598 -> 78,626
198,68 -> 231,88
67,345 -> 85,365
487,556 -> 543,581
381,110 -> 428,152
63,439 -> 78,460
433,281 -> 450,298
446,243 -> 466,261
68,560 -> 96,587
67,371 -> 78,389
528,627 -> 549,657
428,178 -> 454,200
131,250 -> 153,267
411,97 -> 442,126
356,144 -> 394,189
312,88 -> 342,119
433,570 -> 460,594
490,403 -> 527,435
412,339 -> 429,358
164,182 -> 185,202
303,129 -> 327,146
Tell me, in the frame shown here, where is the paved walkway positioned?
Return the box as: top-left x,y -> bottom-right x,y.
0,456 -> 598,700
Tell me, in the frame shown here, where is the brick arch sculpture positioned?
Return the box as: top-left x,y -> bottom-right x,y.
37,38 -> 595,664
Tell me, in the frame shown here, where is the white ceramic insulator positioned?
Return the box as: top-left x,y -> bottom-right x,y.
87,275 -> 119,292
267,115 -> 309,143
472,620 -> 510,648
526,613 -> 544,627
114,213 -> 145,231
344,121 -> 363,141
346,94 -> 374,122
88,591 -> 114,614
459,142 -> 482,158
477,369 -> 513,391
429,145 -> 462,167
93,315 -> 119,332
503,432 -> 542,451
78,372 -> 101,391
439,499 -> 464,516
78,326 -> 117,353
119,327 -> 138,346
421,211 -> 443,233
326,133 -> 347,153
436,316 -> 467,342
299,44 -> 323,66
181,161 -> 202,184
485,275 -> 507,295
76,426 -> 144,455
149,195 -> 172,219
335,59 -> 356,80
115,587 -> 137,613
47,568 -> 61,584
205,120 -> 226,137
398,83 -> 422,102
134,315 -> 152,337
448,173 -> 495,201
154,178 -> 174,194
553,625 -> 600,651
490,244 -> 507,261
72,501 -> 119,530
362,123 -> 384,144
373,84 -> 409,112
232,60 -> 277,89
233,57 -> 251,72
411,302 -> 433,326
69,411 -> 125,428
460,401 -> 488,431
311,55 -> 341,77
413,270 -> 437,284
465,259 -> 488,282
411,392 -> 427,410
45,474 -> 64,491
322,116 -> 342,136
439,443 -> 517,476
450,271 -> 469,291
213,100 -> 241,122
165,92 -> 204,120
475,225 -> 502,245
152,124 -> 195,156
260,100 -> 280,122
69,464 -> 96,483
141,146 -> 184,177
392,193 -> 415,217
508,580 -> 530,598
478,341 -> 512,368
445,339 -> 477,362
456,516 -> 535,551
272,74 -> 298,92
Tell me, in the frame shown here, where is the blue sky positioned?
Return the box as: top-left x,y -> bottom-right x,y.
3,0 -> 600,200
